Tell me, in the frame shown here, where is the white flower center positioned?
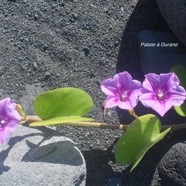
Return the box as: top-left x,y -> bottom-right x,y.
157,90 -> 165,101
0,118 -> 8,127
121,91 -> 128,101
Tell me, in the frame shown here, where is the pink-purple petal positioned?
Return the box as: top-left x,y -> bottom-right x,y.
144,73 -> 160,91
0,98 -> 21,144
104,96 -> 119,108
128,90 -> 142,108
114,72 -> 132,88
0,128 -> 11,144
118,100 -> 133,110
139,96 -> 157,109
140,72 -> 186,116
165,94 -> 186,106
101,78 -> 118,96
151,100 -> 172,117
101,71 -> 142,110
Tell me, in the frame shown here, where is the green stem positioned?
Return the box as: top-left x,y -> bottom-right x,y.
26,116 -> 42,122
25,115 -> 128,129
25,115 -> 186,131
129,109 -> 139,119
65,121 -> 128,130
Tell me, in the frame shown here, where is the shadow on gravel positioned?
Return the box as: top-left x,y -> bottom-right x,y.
82,139 -> 118,186
115,0 -> 174,125
8,0 -> 16,2
115,0 -> 185,126
83,137 -> 160,186
110,0 -> 178,185
115,0 -> 174,122
83,148 -> 116,186
83,134 -> 184,186
116,0 -> 170,80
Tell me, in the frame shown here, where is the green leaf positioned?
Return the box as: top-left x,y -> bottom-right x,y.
174,103 -> 186,117
114,114 -> 171,172
171,65 -> 186,88
34,87 -> 94,120
171,65 -> 186,116
29,116 -> 93,126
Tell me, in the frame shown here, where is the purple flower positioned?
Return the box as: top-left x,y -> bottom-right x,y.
101,71 -> 142,110
0,98 -> 21,144
139,73 -> 186,116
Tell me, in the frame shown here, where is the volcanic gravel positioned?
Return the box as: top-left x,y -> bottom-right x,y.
1,0 -> 185,185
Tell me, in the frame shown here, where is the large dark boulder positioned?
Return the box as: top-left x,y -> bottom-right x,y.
158,142 -> 186,186
156,0 -> 186,46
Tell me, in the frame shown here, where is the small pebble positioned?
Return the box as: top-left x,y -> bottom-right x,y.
44,71 -> 51,79
32,62 -> 38,70
82,47 -> 90,57
72,13 -> 78,19
21,65 -> 26,70
107,110 -> 112,116
43,44 -> 48,51
34,14 -> 39,20
97,139 -> 100,145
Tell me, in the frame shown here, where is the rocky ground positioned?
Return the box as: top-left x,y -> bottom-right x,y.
1,0 -> 186,185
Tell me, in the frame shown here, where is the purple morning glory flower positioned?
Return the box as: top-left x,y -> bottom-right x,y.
139,73 -> 186,116
101,71 -> 142,110
0,98 -> 21,144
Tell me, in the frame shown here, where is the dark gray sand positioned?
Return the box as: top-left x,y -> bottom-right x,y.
1,0 -> 186,185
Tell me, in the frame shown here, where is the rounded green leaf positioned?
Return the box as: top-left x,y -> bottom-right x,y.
114,114 -> 171,172
171,65 -> 186,88
34,87 -> 94,119
174,103 -> 186,117
171,65 -> 186,116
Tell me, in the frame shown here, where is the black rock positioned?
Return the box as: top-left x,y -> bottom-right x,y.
158,142 -> 186,186
105,177 -> 123,186
156,0 -> 186,46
